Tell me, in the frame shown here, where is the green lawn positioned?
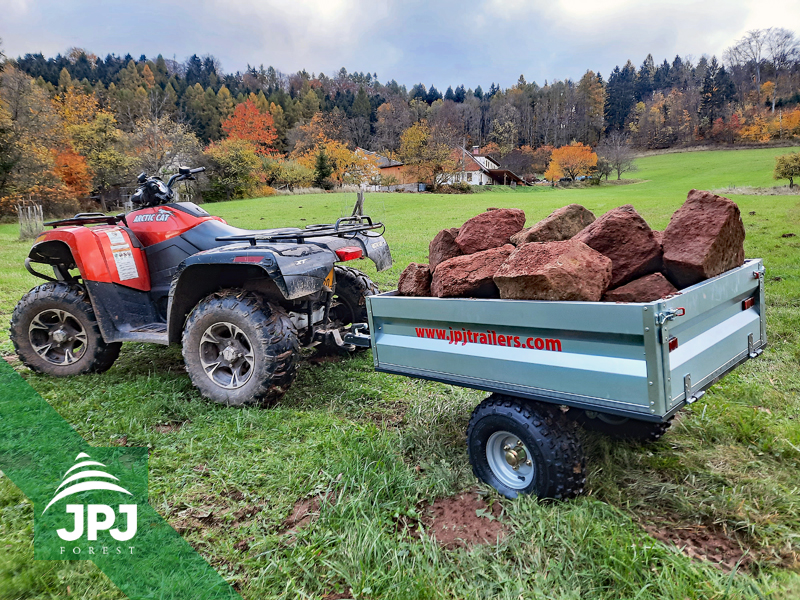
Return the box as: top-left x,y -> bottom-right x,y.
1,147 -> 799,599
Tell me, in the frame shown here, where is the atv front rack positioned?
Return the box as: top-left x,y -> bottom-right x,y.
215,215 -> 385,246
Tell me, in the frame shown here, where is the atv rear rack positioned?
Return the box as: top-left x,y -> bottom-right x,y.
45,213 -> 128,228
215,215 -> 385,246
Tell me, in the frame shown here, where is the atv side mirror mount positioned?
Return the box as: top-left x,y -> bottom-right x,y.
137,172 -> 147,184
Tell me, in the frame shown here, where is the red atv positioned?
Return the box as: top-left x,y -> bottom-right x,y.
10,167 -> 391,406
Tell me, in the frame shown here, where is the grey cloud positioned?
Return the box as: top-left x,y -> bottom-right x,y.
0,0 -> 793,89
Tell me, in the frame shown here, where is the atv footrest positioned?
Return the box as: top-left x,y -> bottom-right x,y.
130,323 -> 167,334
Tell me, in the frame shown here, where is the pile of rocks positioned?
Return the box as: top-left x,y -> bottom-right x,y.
398,189 -> 746,303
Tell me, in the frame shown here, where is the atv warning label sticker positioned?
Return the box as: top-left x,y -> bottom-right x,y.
105,231 -> 139,281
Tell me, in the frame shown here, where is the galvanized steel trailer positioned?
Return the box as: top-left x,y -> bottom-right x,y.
364,259 -> 766,499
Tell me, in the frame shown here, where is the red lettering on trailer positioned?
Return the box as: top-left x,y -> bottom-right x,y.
415,326 -> 561,352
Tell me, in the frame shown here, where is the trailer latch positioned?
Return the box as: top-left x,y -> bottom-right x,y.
683,374 -> 705,404
657,307 -> 685,326
747,333 -> 763,359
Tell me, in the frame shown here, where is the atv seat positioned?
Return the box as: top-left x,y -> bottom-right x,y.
181,219 -> 303,252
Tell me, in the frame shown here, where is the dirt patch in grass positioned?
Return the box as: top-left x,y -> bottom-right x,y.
282,492 -> 336,535
306,352 -> 345,366
169,493 -> 264,535
417,490 -> 508,549
322,593 -> 353,600
363,401 -> 406,428
153,420 -> 188,433
643,519 -> 754,572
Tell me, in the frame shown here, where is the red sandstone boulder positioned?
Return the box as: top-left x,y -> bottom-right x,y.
573,204 -> 662,288
398,263 -> 432,296
428,227 -> 463,270
431,245 -> 515,298
510,204 -> 595,245
603,273 -> 678,303
652,230 -> 663,248
455,209 -> 526,254
662,190 -> 745,289
493,240 -> 612,301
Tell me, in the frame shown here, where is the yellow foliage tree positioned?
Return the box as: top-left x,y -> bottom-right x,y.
295,138 -> 379,186
543,161 -> 563,184
397,120 -> 457,187
550,142 -> 597,180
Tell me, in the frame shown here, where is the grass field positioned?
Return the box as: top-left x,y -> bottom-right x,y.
1,147 -> 799,599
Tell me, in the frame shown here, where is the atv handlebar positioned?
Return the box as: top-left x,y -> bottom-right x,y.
166,166 -> 206,190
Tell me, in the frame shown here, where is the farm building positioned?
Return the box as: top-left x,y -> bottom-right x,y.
445,147 -> 525,186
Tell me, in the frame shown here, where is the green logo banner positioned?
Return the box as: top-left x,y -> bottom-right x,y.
0,359 -> 241,600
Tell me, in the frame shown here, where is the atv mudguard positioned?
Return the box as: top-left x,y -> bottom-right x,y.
166,232 -> 391,344
25,225 -> 150,291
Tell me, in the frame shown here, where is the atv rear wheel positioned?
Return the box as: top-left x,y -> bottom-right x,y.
182,290 -> 299,407
10,282 -> 121,375
321,266 -> 378,354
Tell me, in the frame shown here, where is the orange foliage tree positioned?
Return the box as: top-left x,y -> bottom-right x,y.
53,147 -> 93,198
550,142 -> 597,180
221,100 -> 277,155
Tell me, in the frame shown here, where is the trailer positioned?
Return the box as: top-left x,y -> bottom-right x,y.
363,259 -> 767,499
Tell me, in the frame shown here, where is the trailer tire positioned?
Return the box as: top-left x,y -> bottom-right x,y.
10,282 -> 121,376
320,266 -> 378,354
467,394 -> 586,499
182,290 -> 299,407
572,411 -> 672,443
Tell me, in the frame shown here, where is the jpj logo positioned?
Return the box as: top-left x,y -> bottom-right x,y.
36,449 -> 147,560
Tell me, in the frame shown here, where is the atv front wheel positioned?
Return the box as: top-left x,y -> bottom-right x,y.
467,394 -> 586,499
10,282 -> 121,375
321,266 -> 379,354
182,290 -> 299,407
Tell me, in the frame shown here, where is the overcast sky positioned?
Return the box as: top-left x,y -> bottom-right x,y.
1,0 -> 799,89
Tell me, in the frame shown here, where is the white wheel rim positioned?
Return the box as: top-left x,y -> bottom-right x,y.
486,430 -> 535,490
198,321 -> 255,390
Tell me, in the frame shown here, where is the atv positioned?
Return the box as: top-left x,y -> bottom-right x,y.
10,166 -> 392,406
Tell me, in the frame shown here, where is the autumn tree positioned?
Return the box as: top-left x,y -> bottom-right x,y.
597,131 -> 637,179
204,137 -> 261,201
131,115 -> 201,175
550,142 -> 598,180
397,120 -> 457,187
69,111 -> 134,192
543,161 -> 563,185
221,99 -> 278,155
375,101 -> 412,152
53,147 -> 93,198
774,152 -> 800,187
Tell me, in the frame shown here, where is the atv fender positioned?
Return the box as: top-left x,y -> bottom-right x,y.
25,226 -> 150,291
167,244 -> 336,343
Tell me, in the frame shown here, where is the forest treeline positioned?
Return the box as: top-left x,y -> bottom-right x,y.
1,28 -> 799,214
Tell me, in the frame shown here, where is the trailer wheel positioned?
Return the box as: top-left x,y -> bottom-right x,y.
320,266 -> 378,354
182,290 -> 299,407
573,411 -> 672,443
467,394 -> 586,499
10,282 -> 121,376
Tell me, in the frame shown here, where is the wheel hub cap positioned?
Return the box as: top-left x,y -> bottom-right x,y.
486,431 -> 535,490
199,322 -> 255,390
504,443 -> 527,470
28,309 -> 87,366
